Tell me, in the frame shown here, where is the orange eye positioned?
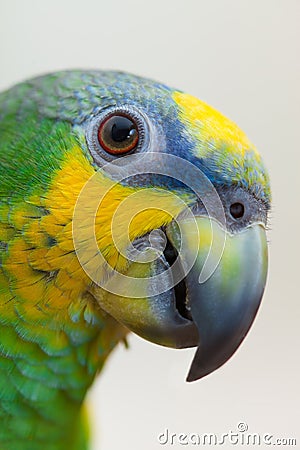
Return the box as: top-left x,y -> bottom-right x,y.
98,113 -> 139,155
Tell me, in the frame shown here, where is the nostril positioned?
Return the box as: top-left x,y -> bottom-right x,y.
230,202 -> 245,219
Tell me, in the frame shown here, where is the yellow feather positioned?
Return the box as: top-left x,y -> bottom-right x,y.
173,91 -> 259,159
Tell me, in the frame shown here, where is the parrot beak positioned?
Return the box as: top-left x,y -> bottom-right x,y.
89,211 -> 267,381
166,216 -> 268,381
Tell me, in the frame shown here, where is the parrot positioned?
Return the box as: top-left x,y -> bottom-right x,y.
0,70 -> 270,450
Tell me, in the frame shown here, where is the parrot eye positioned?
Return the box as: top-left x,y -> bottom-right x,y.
98,113 -> 139,155
230,202 -> 245,219
86,105 -> 148,164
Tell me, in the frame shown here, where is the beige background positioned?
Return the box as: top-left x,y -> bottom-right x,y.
0,1 -> 299,449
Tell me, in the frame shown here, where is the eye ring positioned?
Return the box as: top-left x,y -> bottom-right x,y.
86,105 -> 148,165
230,202 -> 245,219
98,113 -> 139,155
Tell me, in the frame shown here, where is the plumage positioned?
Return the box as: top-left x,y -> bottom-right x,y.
0,71 -> 270,449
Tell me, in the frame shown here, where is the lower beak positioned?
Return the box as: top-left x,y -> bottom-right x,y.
166,216 -> 268,381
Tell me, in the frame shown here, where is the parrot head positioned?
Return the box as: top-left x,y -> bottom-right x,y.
0,71 -> 270,383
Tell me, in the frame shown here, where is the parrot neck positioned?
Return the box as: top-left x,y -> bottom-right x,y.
0,300 -> 127,450
0,140 -> 135,449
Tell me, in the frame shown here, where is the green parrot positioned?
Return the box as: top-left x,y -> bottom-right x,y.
0,71 -> 270,449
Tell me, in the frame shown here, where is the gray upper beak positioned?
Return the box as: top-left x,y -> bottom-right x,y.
166,217 -> 268,381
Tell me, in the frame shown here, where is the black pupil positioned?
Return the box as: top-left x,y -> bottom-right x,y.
230,202 -> 245,219
110,116 -> 136,142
